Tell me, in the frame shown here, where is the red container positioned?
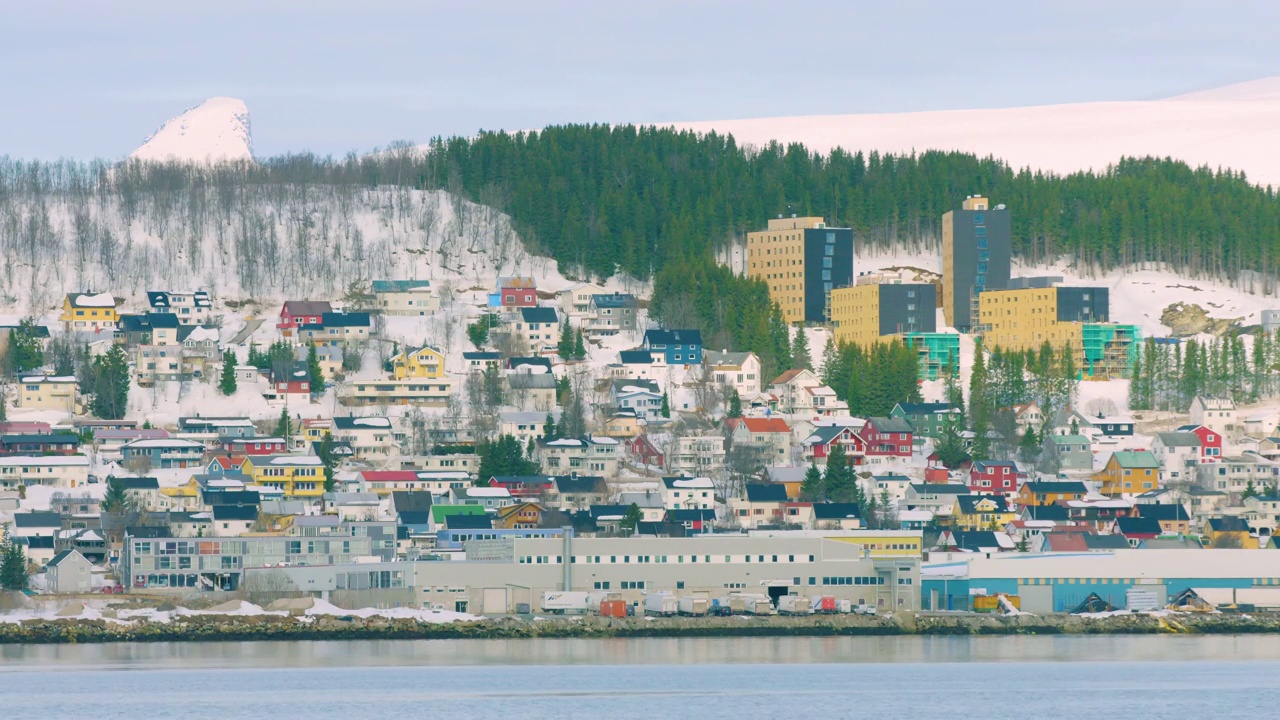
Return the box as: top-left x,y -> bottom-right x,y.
599,600 -> 628,618
816,596 -> 836,613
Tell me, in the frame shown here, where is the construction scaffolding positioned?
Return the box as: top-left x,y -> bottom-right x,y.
1081,323 -> 1141,379
904,332 -> 961,381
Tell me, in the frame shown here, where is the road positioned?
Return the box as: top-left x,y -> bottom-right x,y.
228,316 -> 263,345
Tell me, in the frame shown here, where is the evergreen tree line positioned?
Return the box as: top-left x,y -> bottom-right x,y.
798,445 -> 897,529
819,338 -> 922,417
1128,333 -> 1280,411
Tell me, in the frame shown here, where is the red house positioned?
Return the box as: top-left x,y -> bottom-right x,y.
803,425 -> 865,465
625,435 -> 665,467
278,300 -> 333,336
222,437 -> 288,456
968,460 -> 1018,494
1178,424 -> 1223,463
269,364 -> 311,396
858,417 -> 914,458
495,277 -> 537,308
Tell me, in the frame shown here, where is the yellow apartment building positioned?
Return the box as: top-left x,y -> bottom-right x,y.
242,455 -> 327,498
746,216 -> 853,325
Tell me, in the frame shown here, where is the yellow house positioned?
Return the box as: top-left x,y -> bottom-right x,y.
1015,480 -> 1088,507
15,375 -> 79,412
603,412 -> 640,438
393,346 -> 446,379
953,495 -> 1015,531
1206,517 -> 1253,548
242,455 -> 326,497
1095,451 -> 1160,497
60,292 -> 120,332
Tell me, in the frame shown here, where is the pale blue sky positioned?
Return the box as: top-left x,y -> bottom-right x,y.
4,0 -> 1278,159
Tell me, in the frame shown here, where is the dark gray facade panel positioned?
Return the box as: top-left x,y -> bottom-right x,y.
947,207 -> 1010,331
878,284 -> 938,336
803,227 -> 854,323
1056,287 -> 1109,322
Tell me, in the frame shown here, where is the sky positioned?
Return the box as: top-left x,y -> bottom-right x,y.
3,0 -> 1279,159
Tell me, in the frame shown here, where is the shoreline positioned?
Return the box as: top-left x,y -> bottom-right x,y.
2,611 -> 1279,645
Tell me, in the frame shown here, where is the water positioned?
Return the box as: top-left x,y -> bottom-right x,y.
2,636 -> 1278,718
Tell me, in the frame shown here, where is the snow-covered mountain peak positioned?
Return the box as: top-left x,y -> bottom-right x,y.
130,97 -> 253,163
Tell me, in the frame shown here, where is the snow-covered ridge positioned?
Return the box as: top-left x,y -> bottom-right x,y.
668,76 -> 1280,187
131,97 -> 253,163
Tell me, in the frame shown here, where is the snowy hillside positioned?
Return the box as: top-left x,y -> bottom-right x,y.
131,97 -> 254,163
0,183 -> 559,314
669,77 -> 1280,187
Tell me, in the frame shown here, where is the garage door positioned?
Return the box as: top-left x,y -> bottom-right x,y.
1018,584 -> 1054,614
482,588 -> 508,615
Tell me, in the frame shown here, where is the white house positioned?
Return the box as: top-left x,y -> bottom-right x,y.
1190,396 -> 1238,435
331,417 -> 399,459
1152,432 -> 1201,482
661,476 -> 715,510
704,350 -> 763,397
559,282 -> 608,316
500,410 -> 555,447
667,435 -> 726,477
0,455 -> 91,490
535,436 -> 619,477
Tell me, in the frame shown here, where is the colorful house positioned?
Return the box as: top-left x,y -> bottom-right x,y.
491,276 -> 538,309
966,461 -> 1017,495
642,329 -> 703,365
1177,424 -> 1224,462
392,346 -> 446,379
494,501 -> 546,529
60,292 -> 119,332
1096,450 -> 1160,497
277,300 -> 332,337
802,425 -> 866,465
858,417 -> 914,460
242,455 -> 326,497
1016,480 -> 1088,507
889,402 -> 955,439
221,437 -> 287,456
953,495 -> 1015,531
1206,516 -> 1252,548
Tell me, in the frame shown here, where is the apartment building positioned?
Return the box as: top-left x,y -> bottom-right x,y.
746,215 -> 854,324
830,283 -> 937,347
941,196 -> 1011,331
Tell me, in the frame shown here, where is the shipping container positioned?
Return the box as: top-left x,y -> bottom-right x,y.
598,600 -> 628,618
586,591 -> 622,614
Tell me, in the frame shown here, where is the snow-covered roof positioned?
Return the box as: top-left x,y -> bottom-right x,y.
68,292 -> 116,308
185,326 -> 220,343
124,439 -> 204,449
0,455 -> 90,466
462,487 -> 512,498
264,455 -> 323,466
18,375 -> 76,384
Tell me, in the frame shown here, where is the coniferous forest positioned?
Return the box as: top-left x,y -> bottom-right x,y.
4,124 -> 1280,384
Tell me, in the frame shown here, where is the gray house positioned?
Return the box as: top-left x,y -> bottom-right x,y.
1045,434 -> 1093,471
46,549 -> 93,593
586,293 -> 639,337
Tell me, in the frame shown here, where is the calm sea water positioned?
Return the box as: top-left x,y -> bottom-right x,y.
2,636 -> 1278,718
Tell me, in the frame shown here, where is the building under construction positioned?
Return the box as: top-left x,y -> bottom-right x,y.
976,278 -> 1140,378
904,332 -> 962,381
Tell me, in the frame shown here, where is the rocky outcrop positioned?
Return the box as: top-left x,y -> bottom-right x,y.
1160,302 -> 1243,337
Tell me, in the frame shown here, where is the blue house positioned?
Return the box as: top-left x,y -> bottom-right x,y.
642,329 -> 703,365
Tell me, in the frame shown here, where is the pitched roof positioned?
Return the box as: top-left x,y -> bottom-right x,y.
397,510 -> 433,526
811,503 -> 862,520
463,351 -> 502,360
1049,434 -> 1091,445
666,508 -> 717,523
1136,504 -> 1191,522
736,417 -> 791,434
972,460 -> 1017,471
113,477 -> 160,490
1022,504 -> 1070,521
1208,516 -> 1250,533
590,293 -> 637,309
770,368 -> 808,385
391,491 -> 434,512
1022,481 -> 1088,495
1111,450 -> 1159,469
618,350 -> 654,365
212,505 -> 259,521
1116,516 -> 1162,536
430,505 -> 487,523
1083,533 -> 1132,550
1155,432 -> 1201,447
507,373 -> 558,389
445,513 -> 494,530
371,279 -> 431,293
282,300 -> 332,316
940,530 -> 1003,551
319,311 -> 371,328
957,495 -> 1010,514
745,483 -> 789,503
893,402 -> 953,415
555,475 -> 605,494
13,512 -> 61,528
866,416 -> 913,433
519,306 -> 559,324
507,356 -> 554,371
908,483 -> 971,495
644,329 -> 702,346
48,549 -> 87,567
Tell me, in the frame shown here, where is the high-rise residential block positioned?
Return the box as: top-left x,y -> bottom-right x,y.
941,196 -> 1011,332
746,215 -> 854,324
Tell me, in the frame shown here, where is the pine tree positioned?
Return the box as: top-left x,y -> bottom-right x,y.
0,538 -> 27,591
317,433 -> 338,491
801,463 -> 824,501
219,350 -> 238,396
1018,426 -> 1041,465
89,344 -> 130,420
791,327 -> 812,370
275,408 -> 292,441
573,327 -> 586,360
307,344 -> 325,391
728,389 -> 742,419
543,412 -> 558,440
557,321 -> 574,359
1244,479 -> 1259,500
7,317 -> 45,374
935,408 -> 968,468
660,390 -> 670,418
621,503 -> 643,535
824,444 -> 856,503
969,339 -> 993,461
